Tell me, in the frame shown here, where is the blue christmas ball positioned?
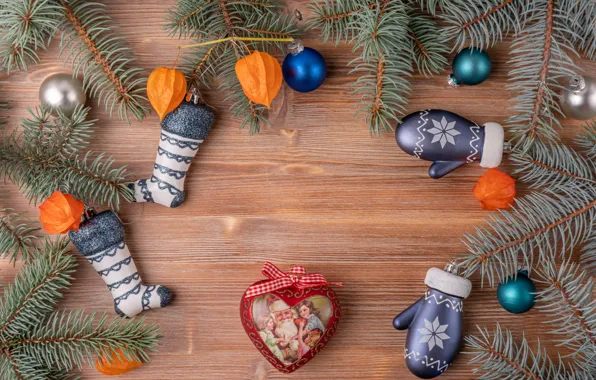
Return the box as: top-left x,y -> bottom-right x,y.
282,46 -> 326,92
497,270 -> 536,314
449,48 -> 491,86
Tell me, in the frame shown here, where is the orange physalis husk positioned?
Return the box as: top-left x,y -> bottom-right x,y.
39,191 -> 85,234
147,67 -> 187,120
95,348 -> 143,376
473,168 -> 516,210
235,51 -> 282,108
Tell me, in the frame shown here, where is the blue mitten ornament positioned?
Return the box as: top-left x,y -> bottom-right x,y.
395,109 -> 506,178
393,265 -> 472,378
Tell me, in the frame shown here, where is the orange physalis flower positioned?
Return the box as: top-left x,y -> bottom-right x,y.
147,67 -> 187,120
39,191 -> 85,234
95,348 -> 143,376
473,168 -> 516,210
235,51 -> 282,108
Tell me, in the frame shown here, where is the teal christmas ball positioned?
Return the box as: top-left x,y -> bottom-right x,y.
497,270 -> 536,314
449,48 -> 492,87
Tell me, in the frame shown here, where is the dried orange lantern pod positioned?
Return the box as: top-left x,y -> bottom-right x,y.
147,67 -> 187,120
95,348 -> 143,376
235,51 -> 282,108
473,168 -> 516,210
39,191 -> 85,234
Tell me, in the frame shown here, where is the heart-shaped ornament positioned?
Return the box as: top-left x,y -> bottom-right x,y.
240,263 -> 341,373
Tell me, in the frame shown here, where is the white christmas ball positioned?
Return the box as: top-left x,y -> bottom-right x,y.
560,75 -> 596,120
39,73 -> 86,117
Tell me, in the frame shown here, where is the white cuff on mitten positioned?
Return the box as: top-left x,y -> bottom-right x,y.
425,268 -> 472,299
479,122 -> 504,168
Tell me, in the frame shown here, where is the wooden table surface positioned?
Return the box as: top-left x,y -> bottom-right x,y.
1,1 -> 594,379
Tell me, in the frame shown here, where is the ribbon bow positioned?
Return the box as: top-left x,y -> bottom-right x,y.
244,262 -> 341,298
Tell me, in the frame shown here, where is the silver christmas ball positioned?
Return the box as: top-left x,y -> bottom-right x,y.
39,73 -> 86,117
560,75 -> 596,120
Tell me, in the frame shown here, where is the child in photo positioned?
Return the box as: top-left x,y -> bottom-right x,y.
256,314 -> 285,363
298,299 -> 326,334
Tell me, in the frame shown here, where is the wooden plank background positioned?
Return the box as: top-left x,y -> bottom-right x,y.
1,1 -> 594,379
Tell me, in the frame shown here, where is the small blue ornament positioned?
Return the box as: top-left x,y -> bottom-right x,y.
282,41 -> 326,93
448,48 -> 491,87
497,270 -> 536,314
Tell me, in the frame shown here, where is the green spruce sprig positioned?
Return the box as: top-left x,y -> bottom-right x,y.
576,120 -> 596,161
458,186 -> 596,286
535,260 -> 596,372
166,0 -> 300,135
510,141 -> 596,190
0,0 -> 61,73
408,10 -> 449,77
0,237 -> 75,342
464,324 -> 587,379
505,0 -> 591,149
0,238 -> 161,379
308,0 -> 448,134
440,0 -> 525,52
0,105 -> 133,209
56,0 -> 150,122
0,209 -> 39,263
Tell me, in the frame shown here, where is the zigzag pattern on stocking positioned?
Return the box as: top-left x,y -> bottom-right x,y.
131,130 -> 203,208
69,210 -> 173,318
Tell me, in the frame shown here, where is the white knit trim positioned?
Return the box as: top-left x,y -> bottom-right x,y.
479,122 -> 504,168
424,268 -> 472,299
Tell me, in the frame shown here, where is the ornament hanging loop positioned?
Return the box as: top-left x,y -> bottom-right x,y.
287,39 -> 304,55
568,75 -> 586,93
187,86 -> 203,105
83,205 -> 97,222
446,74 -> 459,88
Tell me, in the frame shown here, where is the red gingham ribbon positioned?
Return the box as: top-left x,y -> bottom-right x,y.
244,262 -> 341,298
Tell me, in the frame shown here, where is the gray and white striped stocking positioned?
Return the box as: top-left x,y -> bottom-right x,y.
130,100 -> 215,208
69,210 -> 173,318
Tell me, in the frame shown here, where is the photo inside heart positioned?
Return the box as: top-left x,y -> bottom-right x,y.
252,294 -> 333,366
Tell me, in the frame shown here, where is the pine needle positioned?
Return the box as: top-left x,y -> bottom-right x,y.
0,209 -> 39,263
57,0 -> 150,123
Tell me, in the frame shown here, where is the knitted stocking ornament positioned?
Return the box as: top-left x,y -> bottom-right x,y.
130,93 -> 215,208
69,210 -> 173,318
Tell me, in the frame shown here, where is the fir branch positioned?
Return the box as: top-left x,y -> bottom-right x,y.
506,0 -> 586,149
0,237 -> 76,342
511,141 -> 596,190
57,0 -> 150,122
535,260 -> 596,372
0,209 -> 39,263
581,231 -> 596,275
415,0 -> 458,16
0,106 -> 133,209
351,0 -> 413,135
180,44 -> 221,88
307,0 -> 374,45
464,324 -> 583,379
0,348 -> 26,380
576,120 -> 596,161
1,350 -> 58,380
15,311 -> 161,371
0,0 -> 61,73
458,186 -> 596,286
440,0 -> 524,51
407,10 -> 449,77
21,105 -> 96,160
576,0 -> 595,59
165,0 -> 222,39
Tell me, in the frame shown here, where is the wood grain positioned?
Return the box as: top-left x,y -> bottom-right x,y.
1,1 -> 594,379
